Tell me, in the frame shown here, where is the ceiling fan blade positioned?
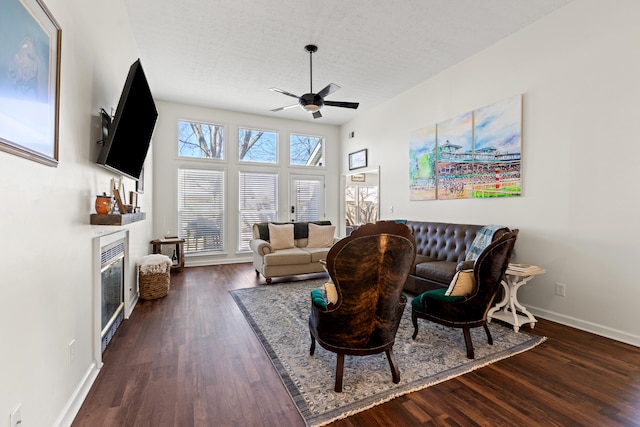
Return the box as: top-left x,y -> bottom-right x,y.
317,83 -> 341,99
270,104 -> 299,112
324,100 -> 359,109
269,87 -> 300,99
312,111 -> 322,119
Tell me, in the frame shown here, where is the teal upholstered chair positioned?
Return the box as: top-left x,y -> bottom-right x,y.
309,221 -> 416,392
411,230 -> 518,359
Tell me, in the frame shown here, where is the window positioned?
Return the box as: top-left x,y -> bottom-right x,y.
238,172 -> 277,251
290,134 -> 324,167
346,185 -> 378,226
178,169 -> 225,254
178,121 -> 224,159
238,128 -> 277,163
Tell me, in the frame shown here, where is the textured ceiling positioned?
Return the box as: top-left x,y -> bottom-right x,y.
123,0 -> 572,125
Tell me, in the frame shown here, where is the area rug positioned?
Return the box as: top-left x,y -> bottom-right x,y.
230,278 -> 546,427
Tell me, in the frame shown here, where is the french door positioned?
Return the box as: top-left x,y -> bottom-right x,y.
289,175 -> 325,222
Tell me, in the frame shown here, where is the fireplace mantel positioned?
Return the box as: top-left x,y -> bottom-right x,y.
90,212 -> 146,225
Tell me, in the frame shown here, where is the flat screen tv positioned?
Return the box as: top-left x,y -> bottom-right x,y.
97,59 -> 158,180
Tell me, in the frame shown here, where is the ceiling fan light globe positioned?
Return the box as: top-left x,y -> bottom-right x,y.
303,104 -> 320,113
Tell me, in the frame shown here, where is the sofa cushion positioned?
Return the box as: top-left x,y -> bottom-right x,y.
445,269 -> 475,296
268,223 -> 294,249
415,261 -> 458,284
411,254 -> 438,274
307,223 -> 336,248
300,246 -> 331,262
263,248 -> 311,265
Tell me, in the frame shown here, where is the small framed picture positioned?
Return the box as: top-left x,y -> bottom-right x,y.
349,149 -> 368,170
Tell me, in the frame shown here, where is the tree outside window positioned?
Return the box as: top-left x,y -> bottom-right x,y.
178,121 -> 224,159
239,128 -> 277,163
345,185 -> 378,226
290,134 -> 324,166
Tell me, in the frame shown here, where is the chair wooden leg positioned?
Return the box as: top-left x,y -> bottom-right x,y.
411,311 -> 419,339
255,270 -> 260,277
463,327 -> 475,359
310,333 -> 316,355
385,348 -> 401,384
335,353 -> 345,392
483,323 -> 493,345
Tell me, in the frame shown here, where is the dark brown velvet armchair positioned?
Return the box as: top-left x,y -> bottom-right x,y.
411,230 -> 518,359
309,221 -> 417,392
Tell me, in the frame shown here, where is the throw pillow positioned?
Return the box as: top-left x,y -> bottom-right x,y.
445,269 -> 476,297
268,223 -> 295,250
324,282 -> 338,304
307,223 -> 336,248
311,283 -> 338,310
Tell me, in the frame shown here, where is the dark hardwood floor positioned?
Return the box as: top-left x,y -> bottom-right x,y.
73,264 -> 640,426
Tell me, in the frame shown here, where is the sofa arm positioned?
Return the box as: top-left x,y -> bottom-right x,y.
249,239 -> 273,256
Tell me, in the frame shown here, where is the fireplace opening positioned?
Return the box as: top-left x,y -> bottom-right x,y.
100,239 -> 125,353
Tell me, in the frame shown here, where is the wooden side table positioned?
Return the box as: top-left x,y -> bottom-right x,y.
487,263 -> 545,332
151,238 -> 185,272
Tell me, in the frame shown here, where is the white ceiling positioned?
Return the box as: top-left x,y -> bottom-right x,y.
123,0 -> 572,126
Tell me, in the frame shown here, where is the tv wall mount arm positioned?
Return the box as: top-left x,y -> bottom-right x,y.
97,108 -> 113,145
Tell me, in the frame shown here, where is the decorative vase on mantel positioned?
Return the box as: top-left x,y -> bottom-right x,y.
95,194 -> 111,214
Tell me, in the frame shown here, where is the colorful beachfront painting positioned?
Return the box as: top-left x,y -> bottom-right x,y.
408,124 -> 437,200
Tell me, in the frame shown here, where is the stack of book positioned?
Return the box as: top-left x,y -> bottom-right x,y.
507,263 -> 543,274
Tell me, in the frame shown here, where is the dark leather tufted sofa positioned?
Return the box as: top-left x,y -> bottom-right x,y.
403,220 -> 510,295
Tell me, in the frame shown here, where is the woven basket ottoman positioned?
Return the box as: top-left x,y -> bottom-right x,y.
137,254 -> 172,300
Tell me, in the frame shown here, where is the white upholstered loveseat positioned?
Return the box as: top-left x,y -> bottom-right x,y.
249,221 -> 337,284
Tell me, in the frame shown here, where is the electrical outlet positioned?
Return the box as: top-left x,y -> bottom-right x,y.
555,283 -> 566,297
69,339 -> 76,364
10,403 -> 22,427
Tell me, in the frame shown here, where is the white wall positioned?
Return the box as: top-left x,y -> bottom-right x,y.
2,0 -> 636,424
0,1 -> 154,425
152,101 -> 341,266
341,0 -> 640,345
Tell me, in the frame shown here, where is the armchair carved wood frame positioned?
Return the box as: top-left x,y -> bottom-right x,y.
308,221 -> 417,392
411,230 -> 519,359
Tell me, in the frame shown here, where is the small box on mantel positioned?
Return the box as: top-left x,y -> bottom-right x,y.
90,212 -> 146,225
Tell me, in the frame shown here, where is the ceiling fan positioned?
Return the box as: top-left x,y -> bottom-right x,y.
269,44 -> 359,119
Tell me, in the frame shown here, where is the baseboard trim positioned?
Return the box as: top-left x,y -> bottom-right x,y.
54,363 -> 100,427
126,293 -> 139,318
529,306 -> 640,347
186,256 -> 251,267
